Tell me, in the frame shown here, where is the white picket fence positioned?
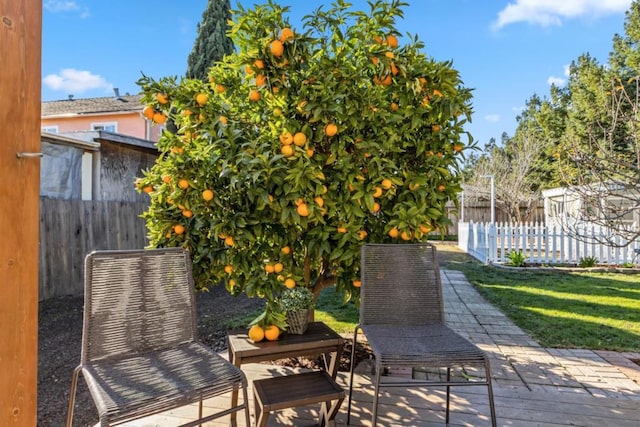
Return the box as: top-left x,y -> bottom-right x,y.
458,221 -> 640,265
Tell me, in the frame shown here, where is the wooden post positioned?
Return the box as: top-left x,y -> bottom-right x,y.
0,0 -> 41,425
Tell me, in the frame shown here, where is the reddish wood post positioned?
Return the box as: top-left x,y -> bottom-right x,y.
0,0 -> 42,425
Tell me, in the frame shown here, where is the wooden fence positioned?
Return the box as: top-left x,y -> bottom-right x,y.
39,198 -> 149,300
459,221 -> 640,265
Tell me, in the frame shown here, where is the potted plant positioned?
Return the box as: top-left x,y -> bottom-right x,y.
278,287 -> 315,334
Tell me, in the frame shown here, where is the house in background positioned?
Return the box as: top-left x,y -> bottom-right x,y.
542,185 -> 639,230
41,130 -> 158,202
41,89 -> 163,142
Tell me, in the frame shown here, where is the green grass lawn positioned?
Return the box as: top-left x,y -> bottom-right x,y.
440,244 -> 640,352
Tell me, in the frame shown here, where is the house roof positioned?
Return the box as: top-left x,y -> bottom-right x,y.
42,95 -> 144,117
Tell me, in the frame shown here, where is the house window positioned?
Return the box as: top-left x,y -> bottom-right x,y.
42,126 -> 58,133
91,122 -> 117,132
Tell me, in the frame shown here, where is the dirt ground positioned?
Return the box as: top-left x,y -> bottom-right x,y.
38,242 -> 460,426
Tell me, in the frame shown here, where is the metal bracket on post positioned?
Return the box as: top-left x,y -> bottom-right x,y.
16,152 -> 43,158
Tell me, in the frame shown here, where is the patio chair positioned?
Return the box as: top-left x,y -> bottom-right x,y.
66,248 -> 251,427
347,243 -> 497,426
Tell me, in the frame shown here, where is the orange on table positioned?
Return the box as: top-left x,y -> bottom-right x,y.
264,325 -> 280,341
248,325 -> 265,342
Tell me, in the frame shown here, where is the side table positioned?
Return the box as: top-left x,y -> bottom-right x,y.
227,322 -> 344,426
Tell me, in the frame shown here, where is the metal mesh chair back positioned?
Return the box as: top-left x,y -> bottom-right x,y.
82,248 -> 196,362
360,243 -> 443,326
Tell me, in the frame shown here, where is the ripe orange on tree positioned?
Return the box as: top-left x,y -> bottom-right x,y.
293,132 -> 307,146
281,145 -> 294,157
142,106 -> 155,120
156,92 -> 169,104
274,262 -> 284,273
255,74 -> 267,87
381,178 -> 393,190
270,40 -> 284,57
215,84 -> 225,93
284,278 -> 296,289
173,224 -> 185,235
279,27 -> 294,43
195,93 -> 208,106
281,246 -> 291,255
297,202 -> 309,217
249,89 -> 261,102
386,34 -> 399,48
224,236 -> 235,246
178,179 -> 189,189
388,228 -> 399,238
279,131 -> 293,145
142,185 -> 153,194
224,264 -> 233,274
353,279 -> 361,288
202,189 -> 214,201
324,123 -> 338,136
152,112 -> 167,124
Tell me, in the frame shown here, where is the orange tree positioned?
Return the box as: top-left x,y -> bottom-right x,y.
136,0 -> 472,329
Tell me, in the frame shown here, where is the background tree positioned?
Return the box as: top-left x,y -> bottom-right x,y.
136,0 -> 472,329
186,0 -> 235,81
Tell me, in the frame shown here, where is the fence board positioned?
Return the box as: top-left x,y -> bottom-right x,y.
39,198 -> 148,300
459,221 -> 640,266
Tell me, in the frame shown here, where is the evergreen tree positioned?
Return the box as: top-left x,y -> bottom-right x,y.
187,0 -> 235,80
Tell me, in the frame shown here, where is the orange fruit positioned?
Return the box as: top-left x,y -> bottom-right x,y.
370,56 -> 379,66
419,224 -> 432,234
174,224 -> 185,235
358,230 -> 368,240
281,145 -> 294,157
255,74 -> 267,87
284,278 -> 296,289
254,59 -> 265,69
314,196 -> 324,207
224,236 -> 235,246
381,179 -> 392,190
224,265 -> 233,274
380,74 -> 392,85
229,279 -> 236,288
306,148 -> 314,157
195,93 -> 208,106
248,325 -> 265,342
372,187 -> 383,198
270,40 -> 284,57
384,51 -> 394,59
156,92 -> 169,104
219,116 -> 228,125
390,102 -> 399,111
372,202 -> 380,213
249,89 -> 261,102
353,279 -> 362,288
142,185 -> 153,194
274,263 -> 284,273
142,105 -> 155,119
279,27 -> 294,42
388,228 -> 399,238
265,264 -> 275,274
453,143 -> 463,152
202,189 -> 214,201
281,246 -> 291,255
433,89 -> 444,97
161,175 -> 171,184
264,325 -> 280,341
153,112 -> 167,124
390,62 -> 399,76
386,34 -> 398,48
400,230 -> 412,241
245,64 -> 254,75
178,179 -> 189,189
438,184 -> 446,192
432,124 -> 441,133
182,210 -> 193,218
337,227 -> 348,233
408,182 -> 420,191
324,123 -> 338,137
215,84 -> 225,93
297,203 -> 309,217
279,131 -> 293,145
293,132 -> 307,146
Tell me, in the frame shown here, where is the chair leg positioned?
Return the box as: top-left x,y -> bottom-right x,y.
65,366 -> 81,427
485,359 -> 497,427
346,325 -> 360,425
445,367 -> 451,425
198,398 -> 203,427
242,385 -> 251,427
371,365 -> 383,427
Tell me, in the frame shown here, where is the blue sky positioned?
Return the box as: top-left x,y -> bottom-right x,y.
42,0 -> 633,145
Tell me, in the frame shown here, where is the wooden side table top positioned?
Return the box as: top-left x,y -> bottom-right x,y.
227,322 -> 344,366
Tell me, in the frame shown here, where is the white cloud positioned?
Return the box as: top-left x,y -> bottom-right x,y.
547,76 -> 566,86
492,0 -> 632,30
564,64 -> 571,77
43,69 -> 112,94
484,114 -> 501,123
44,1 -> 89,18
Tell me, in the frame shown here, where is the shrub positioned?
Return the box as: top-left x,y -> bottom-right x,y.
507,250 -> 526,267
579,256 -> 598,268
